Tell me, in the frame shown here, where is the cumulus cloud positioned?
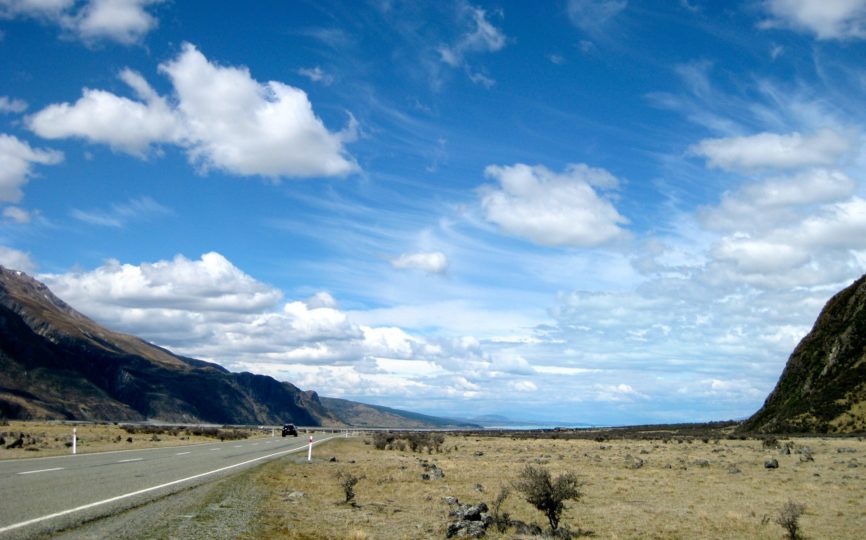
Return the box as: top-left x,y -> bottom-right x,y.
479,163 -> 628,247
0,134 -> 63,203
72,0 -> 159,44
0,245 -> 36,273
0,96 -> 27,114
390,251 -> 449,275
0,0 -> 160,44
33,252 -> 527,409
761,0 -> 866,40
28,43 -> 358,178
699,168 -> 857,232
566,0 -> 627,33
690,129 -> 854,172
42,252 -> 283,313
29,69 -> 181,154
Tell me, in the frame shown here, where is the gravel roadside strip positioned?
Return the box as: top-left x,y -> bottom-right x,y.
48,462 -> 271,540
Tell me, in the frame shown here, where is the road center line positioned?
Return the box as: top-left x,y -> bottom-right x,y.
17,467 -> 64,476
117,458 -> 143,463
175,452 -> 191,456
0,436 -> 336,536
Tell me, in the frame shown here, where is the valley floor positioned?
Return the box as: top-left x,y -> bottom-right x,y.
5,425 -> 864,539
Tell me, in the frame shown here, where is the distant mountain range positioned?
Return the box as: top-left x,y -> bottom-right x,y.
0,267 -> 478,429
742,273 -> 866,434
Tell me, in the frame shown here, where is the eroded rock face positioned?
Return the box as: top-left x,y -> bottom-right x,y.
741,273 -> 866,434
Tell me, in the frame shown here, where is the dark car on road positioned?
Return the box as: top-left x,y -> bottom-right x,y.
281,423 -> 298,437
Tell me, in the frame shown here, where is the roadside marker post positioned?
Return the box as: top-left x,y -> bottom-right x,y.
271,427 -> 275,438
307,435 -> 313,461
72,428 -> 77,455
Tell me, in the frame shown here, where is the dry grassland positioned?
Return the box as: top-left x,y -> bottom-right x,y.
250,433 -> 865,539
0,420 -> 273,459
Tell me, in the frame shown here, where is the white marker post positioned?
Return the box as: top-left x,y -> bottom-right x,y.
271,427 -> 275,438
307,435 -> 313,462
72,428 -> 77,455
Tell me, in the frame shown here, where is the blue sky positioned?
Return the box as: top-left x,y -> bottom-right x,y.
2,0 -> 866,425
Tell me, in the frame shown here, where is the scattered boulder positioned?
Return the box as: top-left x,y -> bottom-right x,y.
624,454 -> 644,469
284,491 -> 305,501
5,437 -> 23,449
446,500 -> 492,538
694,459 -> 710,468
727,465 -> 741,474
421,462 -> 445,480
764,458 -> 779,469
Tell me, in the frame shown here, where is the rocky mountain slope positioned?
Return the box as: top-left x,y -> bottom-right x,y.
0,267 -> 476,428
741,273 -> 866,433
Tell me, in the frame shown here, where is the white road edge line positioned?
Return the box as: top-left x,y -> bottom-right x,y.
175,452 -> 191,456
117,458 -> 143,463
17,467 -> 64,476
0,436 -> 336,535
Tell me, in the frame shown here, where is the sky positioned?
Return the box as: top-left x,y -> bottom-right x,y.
1,0 -> 866,425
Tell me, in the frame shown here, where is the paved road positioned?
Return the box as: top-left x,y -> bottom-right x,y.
0,433 -> 337,538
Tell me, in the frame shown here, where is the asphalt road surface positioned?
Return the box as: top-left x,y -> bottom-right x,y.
0,433 -> 337,538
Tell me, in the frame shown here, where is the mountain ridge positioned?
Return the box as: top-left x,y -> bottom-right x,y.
741,273 -> 866,433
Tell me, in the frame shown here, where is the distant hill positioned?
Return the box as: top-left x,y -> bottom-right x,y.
741,273 -> 866,433
320,397 -> 479,429
0,266 -> 469,429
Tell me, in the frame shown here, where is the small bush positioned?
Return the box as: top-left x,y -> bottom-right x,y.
372,432 -> 394,450
762,436 -> 779,449
491,486 -> 511,532
775,500 -> 806,540
336,471 -> 363,503
512,464 -> 583,532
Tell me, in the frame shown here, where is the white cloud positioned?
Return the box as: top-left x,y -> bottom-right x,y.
37,252 -> 480,368
0,134 -> 63,203
699,168 -> 857,231
70,196 -> 170,227
29,43 -> 359,178
0,0 -> 73,19
0,96 -> 27,114
437,4 -> 505,85
2,206 -> 31,223
42,252 -> 283,314
28,69 -> 182,155
390,251 -> 448,275
0,245 -> 36,273
0,0 -> 159,44
761,0 -> 866,40
690,129 -> 855,172
566,0 -> 627,33
297,66 -> 334,86
510,380 -> 538,392
72,0 -> 159,44
479,163 -> 628,247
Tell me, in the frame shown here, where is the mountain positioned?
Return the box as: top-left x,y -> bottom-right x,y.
741,273 -> 866,434
319,397 -> 478,429
0,266 -> 473,428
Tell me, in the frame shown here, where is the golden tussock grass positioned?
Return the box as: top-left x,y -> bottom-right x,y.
0,420 -> 273,459
248,433 -> 865,539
